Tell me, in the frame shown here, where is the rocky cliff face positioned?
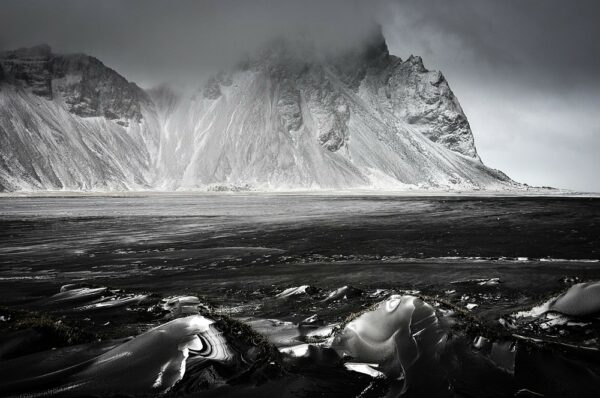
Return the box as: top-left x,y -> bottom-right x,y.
360,52 -> 479,159
0,44 -> 54,98
0,45 -> 160,191
0,44 -> 150,125
326,32 -> 478,159
152,30 -> 509,190
0,35 -> 513,192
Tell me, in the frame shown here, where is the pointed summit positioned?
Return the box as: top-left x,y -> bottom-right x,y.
0,39 -> 514,191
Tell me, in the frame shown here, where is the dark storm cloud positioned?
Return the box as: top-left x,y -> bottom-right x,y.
0,0 -> 382,85
382,0 -> 600,191
383,0 -> 600,92
1,0 -> 598,191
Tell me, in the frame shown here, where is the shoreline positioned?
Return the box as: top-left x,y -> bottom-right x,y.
1,188 -> 597,199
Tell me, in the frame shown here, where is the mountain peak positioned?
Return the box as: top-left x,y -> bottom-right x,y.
0,45 -> 151,123
0,37 -> 513,191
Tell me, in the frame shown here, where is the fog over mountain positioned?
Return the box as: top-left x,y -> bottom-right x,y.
2,4 -> 600,397
0,0 -> 385,86
1,0 -> 598,191
0,30 -> 515,191
384,0 -> 600,192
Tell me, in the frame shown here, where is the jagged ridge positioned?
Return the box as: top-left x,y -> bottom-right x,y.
0,34 -> 514,192
0,45 -> 160,191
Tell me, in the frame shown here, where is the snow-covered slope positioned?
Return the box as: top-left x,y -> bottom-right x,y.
0,45 -> 160,191
152,31 -> 511,190
0,35 -> 515,192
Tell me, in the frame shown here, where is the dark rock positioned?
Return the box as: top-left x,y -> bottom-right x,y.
51,54 -> 150,123
0,44 -> 150,123
0,44 -> 53,99
277,81 -> 303,132
203,77 -> 221,99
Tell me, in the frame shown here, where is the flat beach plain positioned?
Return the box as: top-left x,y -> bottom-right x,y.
1,192 -> 599,397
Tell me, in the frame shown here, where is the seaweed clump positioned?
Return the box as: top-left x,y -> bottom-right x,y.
0,306 -> 97,359
214,313 -> 285,380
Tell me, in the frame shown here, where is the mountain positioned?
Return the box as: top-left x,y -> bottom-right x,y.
0,33 -> 516,192
0,44 -> 160,191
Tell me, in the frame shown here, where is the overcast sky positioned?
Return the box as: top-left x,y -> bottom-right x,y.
1,0 -> 599,191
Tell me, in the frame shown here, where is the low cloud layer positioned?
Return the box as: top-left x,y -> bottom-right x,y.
1,0 -> 598,191
383,0 -> 600,191
0,0 -> 382,85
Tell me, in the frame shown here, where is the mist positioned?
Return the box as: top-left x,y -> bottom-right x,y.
383,0 -> 600,192
0,0 -> 383,87
1,0 -> 599,191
